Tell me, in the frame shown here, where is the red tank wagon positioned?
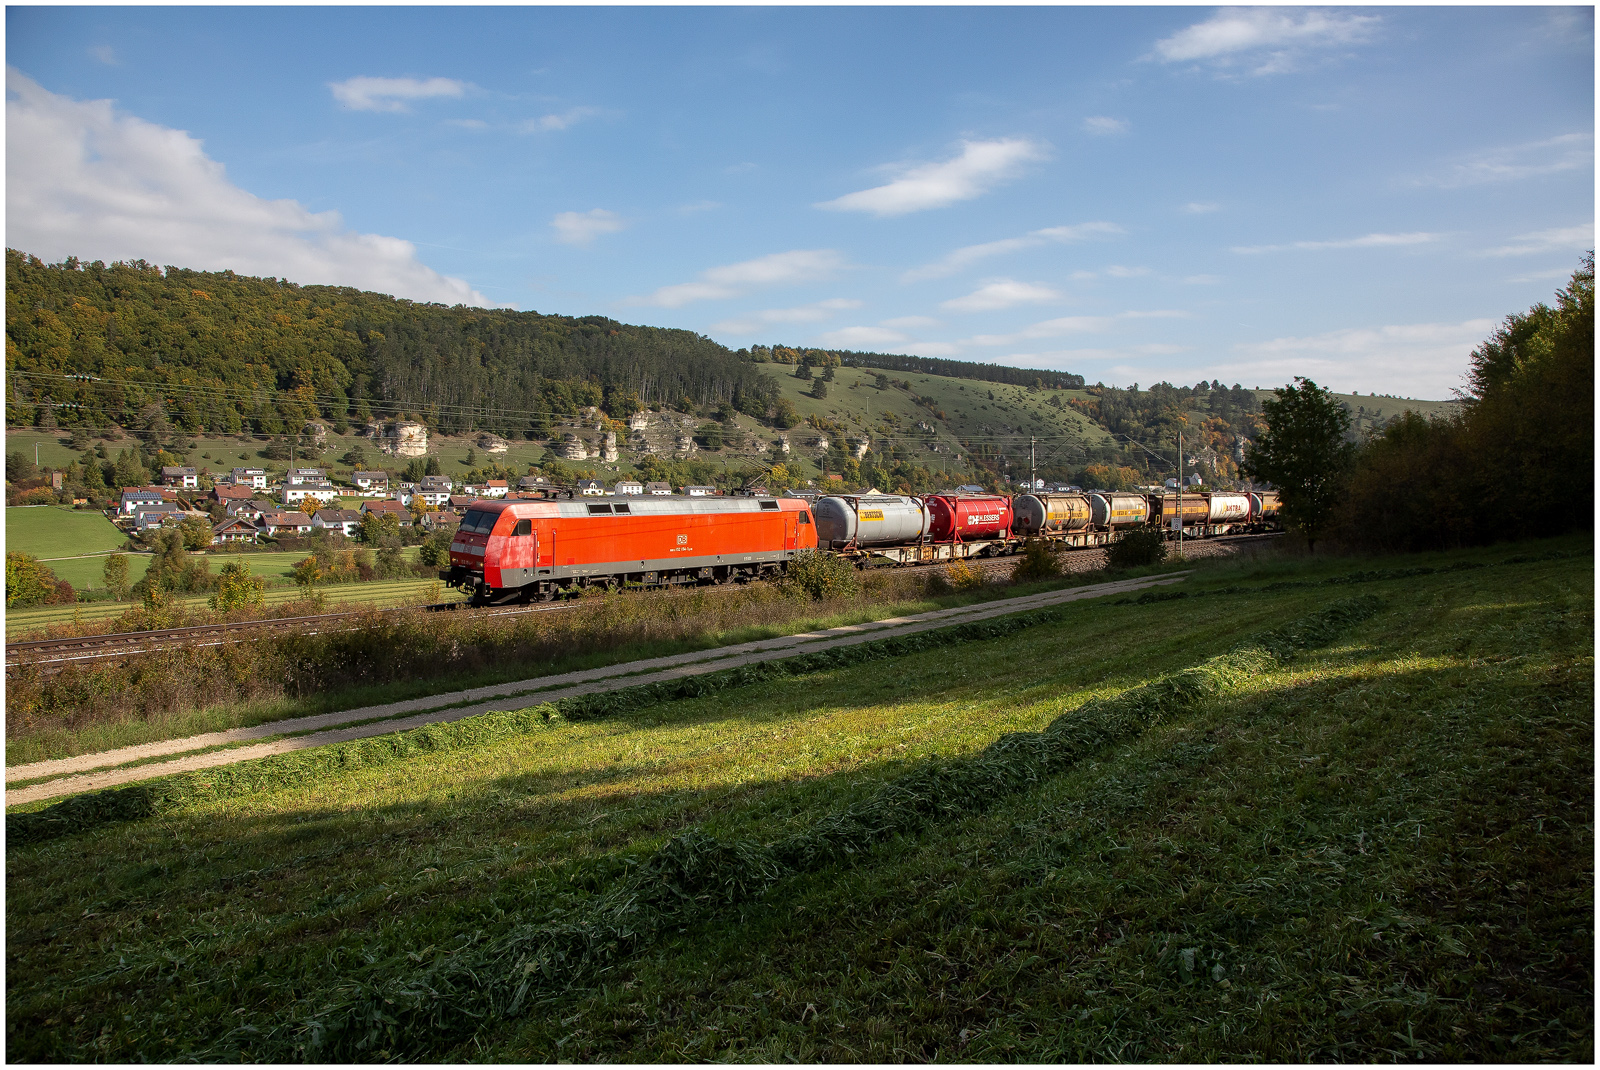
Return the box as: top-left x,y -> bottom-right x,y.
444,495 -> 817,603
925,493 -> 1014,543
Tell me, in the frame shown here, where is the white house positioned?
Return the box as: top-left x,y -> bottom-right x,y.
283,483 -> 341,506
120,488 -> 167,515
161,466 -> 198,489
311,508 -> 363,537
286,467 -> 326,486
683,485 -> 716,497
577,478 -> 606,496
260,511 -> 314,535
231,467 -> 268,489
481,479 -> 509,498
210,517 -> 260,545
614,480 -> 644,495
645,481 -> 672,496
352,470 -> 390,493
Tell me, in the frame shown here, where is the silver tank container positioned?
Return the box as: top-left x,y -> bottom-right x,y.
813,494 -> 930,547
1012,493 -> 1093,536
1206,493 -> 1251,523
1088,492 -> 1151,529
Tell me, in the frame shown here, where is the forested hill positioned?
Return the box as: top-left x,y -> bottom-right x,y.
4,251 -> 777,438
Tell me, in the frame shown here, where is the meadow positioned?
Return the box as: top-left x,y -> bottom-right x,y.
5,537 -> 1590,1061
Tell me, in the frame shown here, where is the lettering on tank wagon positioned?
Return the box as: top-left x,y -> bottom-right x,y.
966,514 -> 1001,525
860,509 -> 884,520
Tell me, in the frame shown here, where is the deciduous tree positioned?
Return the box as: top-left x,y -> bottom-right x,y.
1242,377 -> 1353,551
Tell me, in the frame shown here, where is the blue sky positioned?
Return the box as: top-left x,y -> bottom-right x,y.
6,6 -> 1593,398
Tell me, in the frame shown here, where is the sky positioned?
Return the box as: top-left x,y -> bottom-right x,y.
6,6 -> 1593,399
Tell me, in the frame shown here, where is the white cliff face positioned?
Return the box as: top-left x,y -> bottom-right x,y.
628,412 -> 650,431
676,433 -> 696,454
602,431 -> 619,463
380,421 -> 429,457
560,434 -> 589,461
777,434 -> 791,455
476,432 -> 509,454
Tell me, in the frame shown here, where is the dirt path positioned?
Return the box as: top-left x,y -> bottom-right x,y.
7,572 -> 1189,806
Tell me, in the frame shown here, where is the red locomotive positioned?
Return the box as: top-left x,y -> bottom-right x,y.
444,495 -> 817,604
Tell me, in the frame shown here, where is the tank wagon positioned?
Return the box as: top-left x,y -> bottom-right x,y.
815,492 -> 1018,564
444,495 -> 816,604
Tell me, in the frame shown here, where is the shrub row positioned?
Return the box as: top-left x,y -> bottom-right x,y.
206,595 -> 1382,1061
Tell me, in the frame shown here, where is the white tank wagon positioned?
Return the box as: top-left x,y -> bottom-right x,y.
1089,492 -> 1152,529
1012,493 -> 1118,548
813,494 -> 930,549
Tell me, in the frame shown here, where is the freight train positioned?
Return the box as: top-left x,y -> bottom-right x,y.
443,488 -> 1279,604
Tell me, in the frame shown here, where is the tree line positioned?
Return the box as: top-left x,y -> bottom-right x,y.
5,251 -> 780,442
1246,254 -> 1593,551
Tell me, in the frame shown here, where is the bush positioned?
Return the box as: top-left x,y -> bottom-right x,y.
783,550 -> 858,600
1105,528 -> 1168,570
211,561 -> 266,613
944,560 -> 986,591
6,552 -> 61,608
1010,539 -> 1061,583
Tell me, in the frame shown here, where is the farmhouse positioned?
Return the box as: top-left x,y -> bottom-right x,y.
311,508 -> 363,537
259,511 -> 313,536
481,479 -> 508,498
230,467 -> 268,489
161,466 -> 198,489
282,482 -> 341,506
210,517 -> 260,545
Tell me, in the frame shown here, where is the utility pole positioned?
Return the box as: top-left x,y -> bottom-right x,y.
1176,429 -> 1184,558
1030,435 -> 1036,492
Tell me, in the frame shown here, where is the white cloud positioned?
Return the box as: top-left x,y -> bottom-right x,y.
519,107 -> 599,134
1083,116 -> 1128,136
1478,224 -> 1593,257
881,315 -> 942,330
816,326 -> 910,348
817,138 -> 1046,217
997,343 -> 1189,367
903,220 -> 1123,282
1118,309 -> 1188,319
710,298 -> 862,335
968,316 -> 1112,347
6,68 -> 494,306
1412,133 -> 1593,189
634,248 -> 846,307
89,45 -> 117,66
1105,265 -> 1152,278
550,208 -> 626,247
1222,319 -> 1498,398
329,75 -> 466,113
1182,201 -> 1220,214
1507,267 -> 1579,283
1232,231 -> 1440,254
1153,8 -> 1380,75
941,279 -> 1061,313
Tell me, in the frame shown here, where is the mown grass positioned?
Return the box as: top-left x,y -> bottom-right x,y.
4,538 -> 1590,1062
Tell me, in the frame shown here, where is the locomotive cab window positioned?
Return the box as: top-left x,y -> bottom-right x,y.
798,510 -> 811,525
759,500 -> 778,509
586,504 -> 613,515
459,509 -> 497,535
513,518 -> 532,536
613,503 -> 631,514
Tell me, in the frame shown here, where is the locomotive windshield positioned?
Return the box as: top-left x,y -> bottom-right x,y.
458,509 -> 499,534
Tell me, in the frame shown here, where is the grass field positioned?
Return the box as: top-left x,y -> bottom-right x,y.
5,572 -> 444,639
5,505 -> 129,559
5,537 -> 1590,1061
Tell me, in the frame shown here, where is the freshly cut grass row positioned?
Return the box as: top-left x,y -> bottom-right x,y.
7,583 -> 1179,844
220,595 -> 1381,1061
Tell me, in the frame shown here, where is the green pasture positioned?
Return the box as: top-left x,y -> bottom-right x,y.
6,505 -> 128,559
5,538 -> 1590,1061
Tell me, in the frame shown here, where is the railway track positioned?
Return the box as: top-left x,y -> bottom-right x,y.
6,533 -> 1280,670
